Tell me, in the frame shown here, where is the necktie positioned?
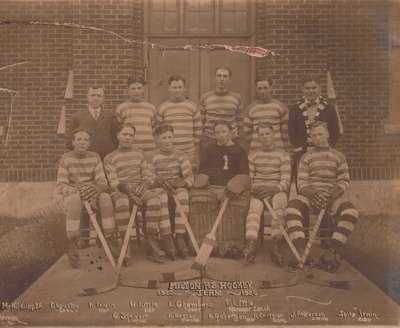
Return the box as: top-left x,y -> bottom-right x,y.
93,109 -> 99,120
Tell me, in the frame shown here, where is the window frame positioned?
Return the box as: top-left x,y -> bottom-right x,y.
144,0 -> 253,37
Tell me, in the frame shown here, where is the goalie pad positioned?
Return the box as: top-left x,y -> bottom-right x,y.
193,174 -> 209,188
226,174 -> 250,196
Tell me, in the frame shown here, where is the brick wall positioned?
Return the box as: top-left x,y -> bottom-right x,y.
256,0 -> 400,180
0,0 -> 144,181
0,0 -> 399,181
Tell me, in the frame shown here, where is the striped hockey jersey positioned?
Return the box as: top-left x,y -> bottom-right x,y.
114,100 -> 157,152
156,99 -> 202,155
199,90 -> 243,139
243,99 -> 289,151
248,147 -> 291,192
104,147 -> 154,190
56,151 -> 108,193
297,147 -> 350,193
150,150 -> 194,188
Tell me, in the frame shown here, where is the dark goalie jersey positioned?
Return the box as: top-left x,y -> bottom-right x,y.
199,143 -> 249,186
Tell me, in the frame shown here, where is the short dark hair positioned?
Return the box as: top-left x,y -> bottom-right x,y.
255,77 -> 273,87
71,127 -> 91,139
168,75 -> 186,85
215,66 -> 232,77
310,121 -> 328,132
127,76 -> 146,87
116,122 -> 136,135
154,124 -> 174,137
69,128 -> 91,149
213,120 -> 232,131
256,123 -> 274,133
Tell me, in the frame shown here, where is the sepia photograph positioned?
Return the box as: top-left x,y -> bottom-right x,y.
0,0 -> 399,326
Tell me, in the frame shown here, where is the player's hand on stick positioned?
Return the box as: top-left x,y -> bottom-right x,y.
162,180 -> 176,194
224,189 -> 239,200
77,183 -> 99,208
134,182 -> 148,197
169,177 -> 187,189
311,191 -> 329,210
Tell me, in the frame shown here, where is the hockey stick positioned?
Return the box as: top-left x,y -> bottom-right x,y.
258,198 -> 302,289
172,195 -> 200,254
191,199 -> 228,271
261,205 -> 350,289
160,269 -> 202,282
304,270 -> 351,289
263,199 -> 303,268
300,208 -> 351,289
301,208 -> 326,265
83,201 -> 116,268
79,205 -> 138,296
117,202 -> 158,289
259,274 -> 299,289
301,208 -> 351,289
120,278 -> 159,289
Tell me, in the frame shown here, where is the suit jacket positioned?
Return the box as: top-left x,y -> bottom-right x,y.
68,108 -> 118,159
288,97 -> 340,150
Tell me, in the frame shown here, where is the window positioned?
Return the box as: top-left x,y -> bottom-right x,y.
147,0 -> 251,35
149,0 -> 180,34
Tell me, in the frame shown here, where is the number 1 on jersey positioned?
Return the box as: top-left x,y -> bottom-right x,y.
223,155 -> 229,170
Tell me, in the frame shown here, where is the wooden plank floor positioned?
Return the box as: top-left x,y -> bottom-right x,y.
2,241 -> 399,326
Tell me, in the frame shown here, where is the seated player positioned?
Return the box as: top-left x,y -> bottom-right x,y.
193,120 -> 250,258
286,121 -> 359,272
244,123 -> 291,265
55,128 -> 118,268
150,124 -> 194,260
104,123 -> 171,264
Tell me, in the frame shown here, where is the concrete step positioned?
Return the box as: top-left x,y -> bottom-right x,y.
2,242 -> 399,326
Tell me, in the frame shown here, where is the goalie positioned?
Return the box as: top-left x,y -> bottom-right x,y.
286,121 -> 359,273
55,128 -> 118,268
193,120 -> 250,258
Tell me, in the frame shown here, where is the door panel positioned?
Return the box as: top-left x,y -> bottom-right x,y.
199,38 -> 251,106
148,39 -> 200,106
148,38 -> 251,107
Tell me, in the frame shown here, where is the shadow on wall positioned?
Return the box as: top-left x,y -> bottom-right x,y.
0,206 -> 67,303
344,215 -> 400,305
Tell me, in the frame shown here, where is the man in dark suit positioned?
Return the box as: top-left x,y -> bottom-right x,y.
68,87 -> 118,248
69,87 -> 117,159
288,77 -> 341,191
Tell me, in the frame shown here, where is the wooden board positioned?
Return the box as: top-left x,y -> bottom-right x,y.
1,242 -> 399,326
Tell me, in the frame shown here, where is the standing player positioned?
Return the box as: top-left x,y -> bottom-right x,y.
288,76 -> 341,189
104,123 -> 171,264
286,122 -> 358,272
244,123 -> 291,265
56,128 -> 117,268
243,78 -> 289,152
150,124 -> 194,259
199,67 -> 243,155
156,75 -> 202,169
114,76 -> 157,158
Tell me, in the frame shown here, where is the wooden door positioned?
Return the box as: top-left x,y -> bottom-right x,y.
147,38 -> 252,107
